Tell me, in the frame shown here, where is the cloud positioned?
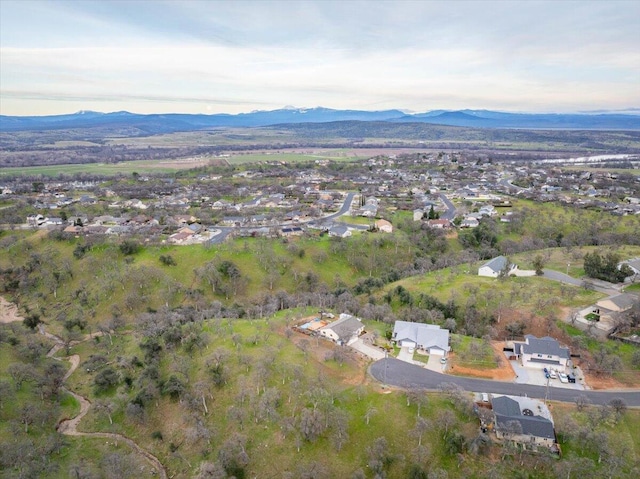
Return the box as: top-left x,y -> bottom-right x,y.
1,1 -> 638,114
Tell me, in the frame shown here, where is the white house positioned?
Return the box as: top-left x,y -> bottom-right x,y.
515,335 -> 570,370
478,256 -> 517,278
318,313 -> 364,345
328,224 -> 351,238
392,321 -> 450,356
375,219 -> 393,233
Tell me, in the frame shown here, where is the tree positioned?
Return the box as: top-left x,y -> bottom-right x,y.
8,363 -> 32,390
532,254 -> 545,276
94,399 -> 116,425
411,416 -> 431,446
23,312 -> 41,330
218,433 -> 249,478
300,407 -> 326,442
93,367 -> 119,394
162,375 -> 186,400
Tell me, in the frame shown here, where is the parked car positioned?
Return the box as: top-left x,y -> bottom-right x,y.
559,372 -> 568,383
567,374 -> 576,383
549,370 -> 557,379
408,347 -> 415,354
440,357 -> 447,364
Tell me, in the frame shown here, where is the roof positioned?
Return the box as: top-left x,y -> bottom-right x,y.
480,256 -> 509,273
392,321 -> 450,352
492,395 -> 555,440
601,293 -> 637,311
329,224 -> 350,236
319,314 -> 363,342
522,335 -> 570,359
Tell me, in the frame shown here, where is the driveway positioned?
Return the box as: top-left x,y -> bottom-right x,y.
369,358 -> 640,406
510,361 -> 585,391
349,339 -> 386,360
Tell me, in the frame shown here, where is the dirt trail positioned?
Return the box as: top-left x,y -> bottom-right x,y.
0,295 -> 24,323
40,326 -> 168,479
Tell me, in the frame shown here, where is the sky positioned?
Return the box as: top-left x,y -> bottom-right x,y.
1,0 -> 639,116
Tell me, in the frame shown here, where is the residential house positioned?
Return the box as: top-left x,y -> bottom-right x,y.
478,256 -> 517,278
596,293 -> 637,313
328,224 -> 351,238
491,395 -> 556,447
391,321 -> 450,356
281,226 -> 304,237
515,335 -> 570,370
413,209 -> 424,221
318,314 -> 364,345
460,217 -> 479,228
426,219 -> 451,229
375,219 -> 393,233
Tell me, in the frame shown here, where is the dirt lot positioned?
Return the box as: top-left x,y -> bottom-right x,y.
280,315 -> 369,386
447,341 -> 516,381
0,296 -> 23,324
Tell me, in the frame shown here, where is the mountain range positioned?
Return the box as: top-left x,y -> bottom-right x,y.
1,107 -> 639,134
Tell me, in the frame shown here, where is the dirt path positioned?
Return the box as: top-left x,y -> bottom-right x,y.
0,295 -> 24,323
41,326 -> 168,479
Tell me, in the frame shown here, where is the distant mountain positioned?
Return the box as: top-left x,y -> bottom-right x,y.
1,107 -> 639,133
399,110 -> 640,129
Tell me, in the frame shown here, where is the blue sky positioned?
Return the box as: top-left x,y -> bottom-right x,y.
1,0 -> 638,116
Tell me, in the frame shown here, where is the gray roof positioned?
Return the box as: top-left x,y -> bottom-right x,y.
481,255 -> 508,273
392,321 -> 450,352
320,314 -> 363,342
329,224 -> 350,235
492,396 -> 555,440
522,335 -> 570,359
606,293 -> 637,311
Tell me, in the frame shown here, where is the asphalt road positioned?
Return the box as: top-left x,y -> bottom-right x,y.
542,269 -> 620,295
322,192 -> 356,221
370,358 -> 640,406
438,193 -> 456,220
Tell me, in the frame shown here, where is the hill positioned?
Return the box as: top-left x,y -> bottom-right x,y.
2,107 -> 639,135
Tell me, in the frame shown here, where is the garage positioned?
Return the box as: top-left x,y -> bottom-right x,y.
428,347 -> 445,356
400,340 -> 416,348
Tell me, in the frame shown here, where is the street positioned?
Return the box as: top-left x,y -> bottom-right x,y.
370,357 -> 640,406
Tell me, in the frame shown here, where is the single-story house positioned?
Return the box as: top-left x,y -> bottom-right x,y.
515,335 -> 570,370
392,321 -> 450,356
491,395 -> 556,447
460,217 -> 479,228
375,219 -> 393,233
478,256 -> 517,278
318,313 -> 364,345
596,293 -> 637,313
426,219 -> 451,229
281,226 -> 304,237
328,224 -> 351,238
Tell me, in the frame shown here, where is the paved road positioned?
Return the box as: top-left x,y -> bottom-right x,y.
438,193 -> 456,220
370,358 -> 640,406
322,192 -> 356,221
206,192 -> 358,243
542,269 -> 620,295
499,177 -> 525,193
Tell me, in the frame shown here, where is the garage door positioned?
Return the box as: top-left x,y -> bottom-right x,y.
400,340 -> 416,348
428,348 -> 445,356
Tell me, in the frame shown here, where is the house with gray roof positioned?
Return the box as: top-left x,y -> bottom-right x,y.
515,335 -> 570,370
478,255 -> 517,278
318,314 -> 364,345
491,395 -> 556,447
392,321 -> 450,356
596,293 -> 638,313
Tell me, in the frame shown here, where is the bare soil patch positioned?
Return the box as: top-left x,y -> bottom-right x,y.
447,342 -> 516,381
0,296 -> 23,323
